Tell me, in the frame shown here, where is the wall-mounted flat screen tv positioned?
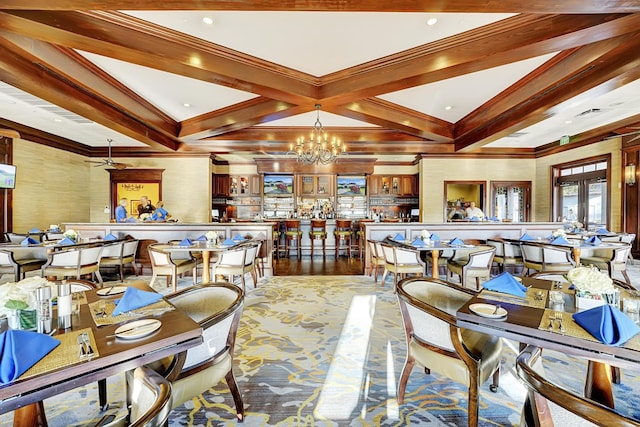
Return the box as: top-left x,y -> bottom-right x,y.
337,176 -> 366,195
0,164 -> 16,189
263,175 -> 294,194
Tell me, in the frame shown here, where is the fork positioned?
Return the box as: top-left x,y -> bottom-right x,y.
79,332 -> 95,359
555,311 -> 566,333
547,312 -> 556,331
77,334 -> 86,359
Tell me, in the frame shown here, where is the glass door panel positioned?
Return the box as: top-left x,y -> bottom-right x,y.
560,183 -> 578,222
587,181 -> 606,229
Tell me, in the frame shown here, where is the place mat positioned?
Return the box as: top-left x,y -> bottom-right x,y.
21,328 -> 99,380
88,299 -> 175,326
479,289 -> 548,309
538,309 -> 640,351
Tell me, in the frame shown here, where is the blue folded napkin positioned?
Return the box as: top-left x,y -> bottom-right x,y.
0,330 -> 60,385
221,238 -> 236,246
489,216 -> 499,221
112,287 -> 163,316
550,236 -> 569,245
393,233 -> 405,242
411,238 -> 426,247
520,233 -> 534,241
430,233 -> 441,241
233,234 -> 245,241
196,234 -> 207,241
470,217 -> 479,222
178,238 -> 193,246
586,236 -> 601,246
449,237 -> 463,246
29,228 -> 40,233
58,237 -> 75,245
103,233 -> 118,241
572,305 -> 640,346
482,272 -> 528,297
21,237 -> 38,246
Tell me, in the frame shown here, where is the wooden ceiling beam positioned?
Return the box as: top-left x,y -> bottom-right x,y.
454,35 -> 640,151
1,0 -> 639,13
0,36 -> 180,151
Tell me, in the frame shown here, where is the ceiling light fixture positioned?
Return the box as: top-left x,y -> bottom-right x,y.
426,18 -> 438,26
202,17 -> 213,25
289,104 -> 346,165
444,105 -> 452,110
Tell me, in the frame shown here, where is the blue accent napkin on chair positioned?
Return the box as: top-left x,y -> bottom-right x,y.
233,234 -> 245,241
550,236 -> 570,245
572,305 -> 640,346
393,233 -> 405,242
482,272 -> 528,297
29,228 -> 40,233
178,238 -> 193,246
112,287 -> 163,316
0,330 -> 60,385
103,233 -> 118,241
196,234 -> 207,241
411,238 -> 426,247
449,237 -> 463,246
221,238 -> 236,246
58,237 -> 75,245
520,233 -> 534,241
21,237 -> 38,246
430,233 -> 440,241
586,236 -> 601,246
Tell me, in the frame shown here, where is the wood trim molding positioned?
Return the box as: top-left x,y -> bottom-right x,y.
254,158 -> 376,174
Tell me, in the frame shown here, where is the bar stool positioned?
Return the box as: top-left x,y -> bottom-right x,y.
357,219 -> 373,259
334,219 -> 353,258
284,219 -> 303,258
309,219 -> 327,259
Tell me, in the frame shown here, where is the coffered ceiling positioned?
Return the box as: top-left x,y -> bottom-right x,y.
1,1 -> 640,163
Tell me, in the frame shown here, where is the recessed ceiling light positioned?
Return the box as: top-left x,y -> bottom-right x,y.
444,105 -> 452,110
202,17 -> 213,25
565,120 -> 573,124
426,18 -> 438,26
183,103 -> 191,108
54,118 -> 62,123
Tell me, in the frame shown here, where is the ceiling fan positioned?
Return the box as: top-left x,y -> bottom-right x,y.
603,128 -> 640,144
85,138 -> 128,169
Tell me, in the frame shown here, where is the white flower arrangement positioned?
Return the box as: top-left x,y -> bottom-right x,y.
63,229 -> 78,241
421,230 -> 430,239
205,231 -> 218,242
566,266 -> 614,297
0,276 -> 51,318
551,228 -> 566,238
571,221 -> 584,230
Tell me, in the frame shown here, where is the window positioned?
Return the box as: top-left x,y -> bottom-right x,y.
553,155 -> 610,229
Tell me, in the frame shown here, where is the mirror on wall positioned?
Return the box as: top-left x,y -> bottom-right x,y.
444,181 -> 486,222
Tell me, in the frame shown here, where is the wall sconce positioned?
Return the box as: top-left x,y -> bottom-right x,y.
625,164 -> 636,186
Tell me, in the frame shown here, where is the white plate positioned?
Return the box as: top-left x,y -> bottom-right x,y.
96,286 -> 127,296
469,303 -> 507,318
114,319 -> 161,339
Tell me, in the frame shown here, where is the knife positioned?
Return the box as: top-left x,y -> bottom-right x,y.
109,320 -> 158,338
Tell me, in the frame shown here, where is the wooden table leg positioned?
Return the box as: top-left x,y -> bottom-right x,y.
585,360 -> 615,408
13,402 -> 47,427
201,251 -> 210,283
572,247 -> 581,266
431,250 -> 440,279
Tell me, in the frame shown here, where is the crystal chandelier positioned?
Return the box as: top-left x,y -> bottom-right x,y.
289,104 -> 346,164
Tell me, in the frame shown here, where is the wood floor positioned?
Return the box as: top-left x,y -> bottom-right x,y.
273,254 -> 364,276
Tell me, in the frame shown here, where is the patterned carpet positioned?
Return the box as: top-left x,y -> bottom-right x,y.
1,274 -> 639,426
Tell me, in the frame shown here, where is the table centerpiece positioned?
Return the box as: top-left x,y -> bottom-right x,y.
0,276 -> 52,330
566,266 -> 618,310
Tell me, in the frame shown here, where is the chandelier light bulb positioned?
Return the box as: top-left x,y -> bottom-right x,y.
288,104 -> 347,164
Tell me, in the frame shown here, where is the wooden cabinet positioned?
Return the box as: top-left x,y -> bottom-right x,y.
212,174 -> 229,197
250,175 -> 261,195
369,175 -> 417,196
369,176 -> 382,195
298,175 -> 334,196
401,175 -> 416,196
230,175 -> 261,195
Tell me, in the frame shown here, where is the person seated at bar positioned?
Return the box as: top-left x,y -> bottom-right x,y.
448,204 -> 466,221
115,197 -> 129,222
137,196 -> 155,218
151,201 -> 170,221
465,201 -> 485,221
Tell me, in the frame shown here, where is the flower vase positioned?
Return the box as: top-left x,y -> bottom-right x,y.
18,309 -> 37,330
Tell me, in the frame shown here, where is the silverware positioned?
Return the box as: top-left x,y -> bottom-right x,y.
77,334 -> 86,359
106,321 -> 157,338
81,332 -> 95,356
103,286 -> 115,296
548,312 -> 556,331
555,311 -> 566,333
492,305 -> 502,315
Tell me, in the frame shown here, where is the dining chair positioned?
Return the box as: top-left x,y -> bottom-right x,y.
520,242 -> 575,276
0,249 -> 46,282
99,239 -> 139,282
242,241 -> 260,288
396,277 -> 501,427
148,244 -> 197,292
619,233 -> 636,264
41,243 -> 104,286
129,283 -> 245,422
486,238 -> 523,275
357,219 -> 373,259
134,239 -> 158,275
309,219 -> 327,258
516,345 -> 640,427
211,246 -> 247,289
4,232 -> 28,243
581,242 -> 632,286
380,243 -> 425,286
44,232 -> 65,241
446,246 -> 496,290
367,240 -> 386,283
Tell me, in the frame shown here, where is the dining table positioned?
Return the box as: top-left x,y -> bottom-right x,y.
456,276 -> 640,409
151,240 -> 244,283
0,281 -> 203,425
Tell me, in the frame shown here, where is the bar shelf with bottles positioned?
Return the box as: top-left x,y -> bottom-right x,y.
336,194 -> 368,219
263,195 -> 295,219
